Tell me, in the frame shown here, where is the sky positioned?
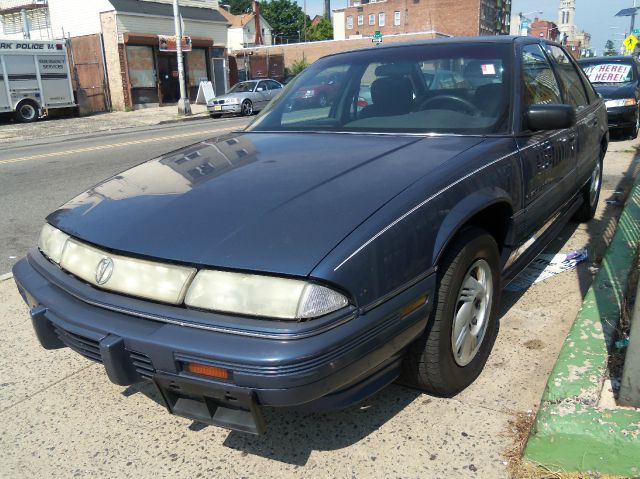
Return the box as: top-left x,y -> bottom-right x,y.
302,0 -> 638,55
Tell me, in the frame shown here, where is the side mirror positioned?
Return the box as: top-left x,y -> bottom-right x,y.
525,104 -> 576,131
257,87 -> 264,92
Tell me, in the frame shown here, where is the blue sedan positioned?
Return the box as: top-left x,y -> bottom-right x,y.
13,36 -> 607,434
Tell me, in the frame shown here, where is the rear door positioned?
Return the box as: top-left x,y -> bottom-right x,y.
0,55 -> 10,112
545,44 -> 599,190
517,43 -> 577,238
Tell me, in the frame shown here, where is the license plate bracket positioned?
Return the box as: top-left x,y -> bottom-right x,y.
153,374 -> 266,435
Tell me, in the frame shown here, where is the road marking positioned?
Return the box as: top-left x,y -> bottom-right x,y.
0,272 -> 13,282
0,126 -> 238,166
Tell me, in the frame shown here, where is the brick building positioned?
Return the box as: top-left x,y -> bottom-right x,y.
528,18 -> 559,42
333,0 -> 511,40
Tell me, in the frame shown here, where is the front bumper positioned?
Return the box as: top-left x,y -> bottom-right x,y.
207,103 -> 241,114
606,105 -> 638,129
13,251 -> 434,433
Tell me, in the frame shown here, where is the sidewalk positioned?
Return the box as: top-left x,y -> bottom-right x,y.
0,104 -> 210,145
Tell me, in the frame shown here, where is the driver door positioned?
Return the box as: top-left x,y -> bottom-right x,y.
255,81 -> 270,108
517,43 -> 577,240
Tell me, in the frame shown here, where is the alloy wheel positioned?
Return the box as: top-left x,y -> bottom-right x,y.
451,259 -> 493,367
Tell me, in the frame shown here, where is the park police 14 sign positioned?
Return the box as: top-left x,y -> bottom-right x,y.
0,41 -> 64,51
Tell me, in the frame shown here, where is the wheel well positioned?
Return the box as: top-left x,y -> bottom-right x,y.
16,98 -> 39,109
600,136 -> 608,157
459,202 -> 513,253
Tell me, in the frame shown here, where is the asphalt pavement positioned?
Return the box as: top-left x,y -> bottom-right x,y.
0,116 -> 250,275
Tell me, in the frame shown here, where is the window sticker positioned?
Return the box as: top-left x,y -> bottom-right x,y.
481,64 -> 496,75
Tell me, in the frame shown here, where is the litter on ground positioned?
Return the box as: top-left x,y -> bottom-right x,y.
505,249 -> 588,292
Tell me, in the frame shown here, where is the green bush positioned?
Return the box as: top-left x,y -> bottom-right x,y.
289,59 -> 309,76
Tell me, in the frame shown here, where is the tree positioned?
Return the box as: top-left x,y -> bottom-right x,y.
259,0 -> 310,40
229,0 -> 252,15
604,39 -> 617,56
288,58 -> 309,76
308,18 -> 333,41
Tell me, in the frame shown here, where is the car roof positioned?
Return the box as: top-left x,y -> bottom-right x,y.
321,35 -> 562,60
577,56 -> 636,63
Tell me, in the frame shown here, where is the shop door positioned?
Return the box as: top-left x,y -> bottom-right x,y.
68,34 -> 108,114
157,54 -> 179,104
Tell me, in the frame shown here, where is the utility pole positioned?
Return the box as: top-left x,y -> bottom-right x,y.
173,0 -> 191,115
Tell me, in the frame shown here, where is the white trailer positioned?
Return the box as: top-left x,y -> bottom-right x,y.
0,39 -> 76,122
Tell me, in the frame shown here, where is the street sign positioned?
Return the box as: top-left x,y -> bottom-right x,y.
634,28 -> 640,35
623,34 -> 638,52
372,31 -> 382,45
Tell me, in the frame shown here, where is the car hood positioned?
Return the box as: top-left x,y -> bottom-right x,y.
48,132 -> 484,277
593,81 -> 637,99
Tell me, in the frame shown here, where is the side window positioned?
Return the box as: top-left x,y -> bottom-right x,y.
521,44 -> 562,108
546,45 -> 589,111
267,80 -> 282,90
257,81 -> 267,92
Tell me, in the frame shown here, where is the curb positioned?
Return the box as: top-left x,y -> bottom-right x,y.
157,112 -> 210,125
524,173 -> 640,475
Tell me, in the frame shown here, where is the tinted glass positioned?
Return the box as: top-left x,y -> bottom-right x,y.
546,45 -> 589,110
248,43 -> 513,134
267,80 -> 282,90
521,44 -> 562,107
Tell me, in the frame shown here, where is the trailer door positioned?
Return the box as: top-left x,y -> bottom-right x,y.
0,55 -> 10,112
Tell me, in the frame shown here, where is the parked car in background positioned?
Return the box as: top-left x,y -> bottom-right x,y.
14,36 -> 607,435
578,56 -> 640,138
208,79 -> 282,118
290,71 -> 343,108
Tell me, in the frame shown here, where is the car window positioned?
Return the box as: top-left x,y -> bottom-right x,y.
267,80 -> 282,90
248,43 -> 512,135
580,62 -> 635,83
256,81 -> 268,92
546,45 -> 589,111
521,44 -> 562,108
228,81 -> 256,93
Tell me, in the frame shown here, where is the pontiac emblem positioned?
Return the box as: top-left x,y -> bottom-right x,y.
95,257 -> 114,285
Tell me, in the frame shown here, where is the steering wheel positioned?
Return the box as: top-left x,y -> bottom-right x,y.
420,95 -> 481,116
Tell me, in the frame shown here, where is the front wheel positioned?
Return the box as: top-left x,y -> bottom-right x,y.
241,100 -> 253,116
402,227 -> 501,396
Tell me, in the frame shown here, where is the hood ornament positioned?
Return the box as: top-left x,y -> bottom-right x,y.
95,257 -> 114,285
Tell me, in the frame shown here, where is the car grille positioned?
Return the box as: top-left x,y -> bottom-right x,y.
212,99 -> 226,105
129,351 -> 154,379
53,326 -> 155,379
54,326 -> 101,362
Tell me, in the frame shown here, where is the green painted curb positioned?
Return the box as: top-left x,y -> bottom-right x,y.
524,172 -> 640,476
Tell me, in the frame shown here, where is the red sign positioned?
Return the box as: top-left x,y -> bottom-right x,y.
158,35 -> 192,52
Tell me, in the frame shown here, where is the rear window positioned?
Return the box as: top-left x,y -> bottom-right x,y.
580,62 -> 635,83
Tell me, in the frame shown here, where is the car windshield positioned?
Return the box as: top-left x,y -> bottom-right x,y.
229,81 -> 256,93
579,62 -> 635,83
248,43 -> 512,135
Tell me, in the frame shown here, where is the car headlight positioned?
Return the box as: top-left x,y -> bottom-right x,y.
226,98 -> 239,104
185,270 -> 349,320
605,98 -> 637,108
39,223 -> 70,264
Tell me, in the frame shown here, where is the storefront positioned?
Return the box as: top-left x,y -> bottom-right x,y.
122,33 -> 224,106
99,0 -> 229,110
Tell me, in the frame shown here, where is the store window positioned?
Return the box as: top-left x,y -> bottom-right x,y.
126,46 -> 155,89
187,49 -> 208,87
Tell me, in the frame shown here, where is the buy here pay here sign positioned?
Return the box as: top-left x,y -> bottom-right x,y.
582,63 -> 632,83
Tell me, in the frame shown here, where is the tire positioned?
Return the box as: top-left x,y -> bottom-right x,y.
627,114 -> 639,139
210,114 -> 222,119
402,227 -> 501,397
14,100 -> 39,123
318,93 -> 328,107
241,99 -> 253,116
573,156 -> 603,223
